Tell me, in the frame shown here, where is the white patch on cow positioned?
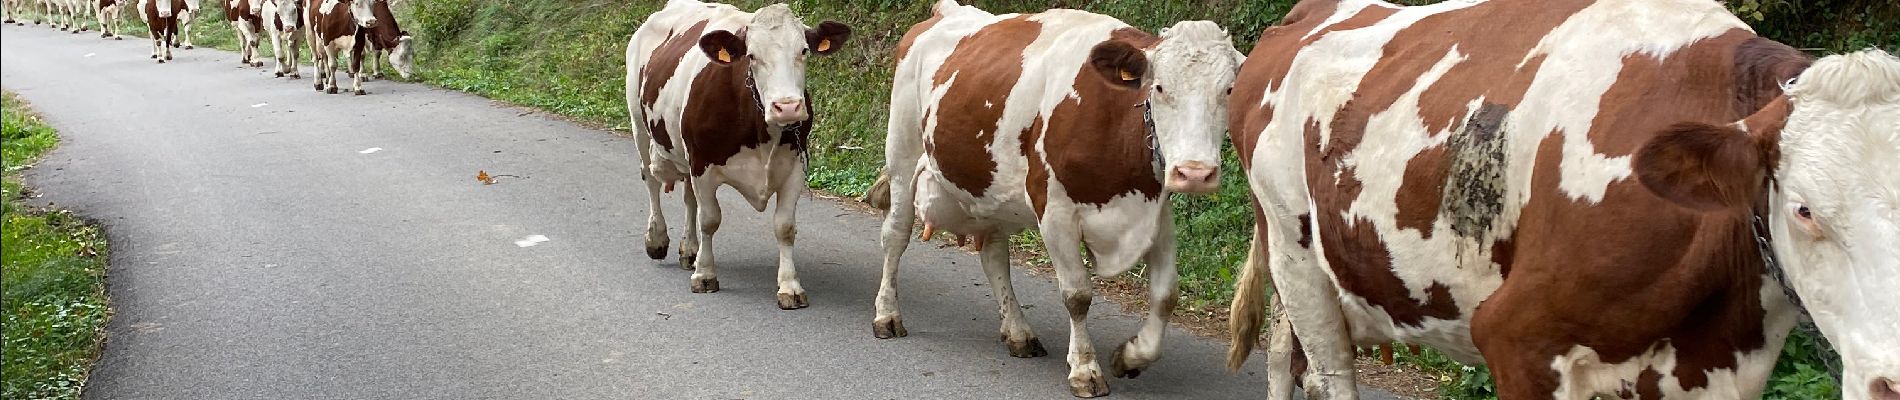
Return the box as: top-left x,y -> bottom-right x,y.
1075,192 -> 1162,277
1507,0 -> 1746,206
1768,50 -> 1900,397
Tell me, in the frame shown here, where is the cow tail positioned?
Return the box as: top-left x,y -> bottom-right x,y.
861,168 -> 891,211
1226,199 -> 1271,371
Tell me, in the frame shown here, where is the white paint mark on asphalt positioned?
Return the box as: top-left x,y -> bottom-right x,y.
514,235 -> 550,247
251,103 -> 269,108
84,53 -> 96,57
358,147 -> 382,154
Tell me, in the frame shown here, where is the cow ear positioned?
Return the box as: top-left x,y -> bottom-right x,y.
698,30 -> 746,65
1634,122 -> 1772,211
1088,40 -> 1148,89
806,21 -> 851,56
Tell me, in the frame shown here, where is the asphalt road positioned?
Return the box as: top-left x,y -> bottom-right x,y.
3,26 -> 1401,399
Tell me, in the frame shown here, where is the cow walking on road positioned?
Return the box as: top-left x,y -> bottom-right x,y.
259,0 -> 300,77
309,0 -> 412,94
624,0 -> 851,309
1224,0 -> 1900,398
224,0 -> 263,67
871,1 -> 1242,397
138,0 -> 182,62
95,0 -> 123,39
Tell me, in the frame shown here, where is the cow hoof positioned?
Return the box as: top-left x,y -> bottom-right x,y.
314,84 -> 324,92
690,276 -> 719,293
150,54 -> 157,59
775,292 -> 809,310
253,62 -> 265,67
872,316 -> 908,339
1006,337 -> 1048,358
275,72 -> 284,77
353,90 -> 367,96
678,254 -> 696,270
326,87 -> 339,94
156,59 -> 165,64
184,45 -> 193,49
644,244 -> 668,260
1069,372 -> 1111,398
164,55 -> 172,60
1109,344 -> 1143,379
115,37 -> 123,40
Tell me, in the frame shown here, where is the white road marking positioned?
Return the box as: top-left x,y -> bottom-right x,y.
514,234 -> 550,247
357,147 -> 381,154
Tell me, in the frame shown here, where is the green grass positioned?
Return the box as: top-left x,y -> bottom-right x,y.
2,90 -> 111,400
17,1 -> 1871,398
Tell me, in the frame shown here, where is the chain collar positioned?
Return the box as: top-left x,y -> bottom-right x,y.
1142,99 -> 1163,178
745,71 -> 804,135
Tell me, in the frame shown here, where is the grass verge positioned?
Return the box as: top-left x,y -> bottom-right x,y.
2,90 -> 111,399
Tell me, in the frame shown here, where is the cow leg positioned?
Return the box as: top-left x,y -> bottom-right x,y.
677,176 -> 700,270
770,170 -> 807,310
268,27 -> 286,76
632,135 -> 671,262
688,176 -> 721,293
348,37 -> 366,95
979,233 -> 1044,357
370,50 -> 384,80
176,7 -> 192,48
1266,216 -> 1358,400
1042,215 -> 1110,398
1111,212 -> 1180,379
286,30 -> 300,78
871,162 -> 922,338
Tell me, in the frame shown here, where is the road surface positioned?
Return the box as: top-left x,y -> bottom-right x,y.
2,26 -> 1401,399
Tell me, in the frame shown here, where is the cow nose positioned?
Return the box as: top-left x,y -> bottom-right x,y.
1874,378 -> 1900,400
1166,161 -> 1219,194
770,99 -> 806,121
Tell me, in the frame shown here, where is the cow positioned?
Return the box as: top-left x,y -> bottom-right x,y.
309,0 -> 412,95
1223,0 -> 1900,398
354,0 -> 410,81
259,0 -> 300,78
224,0 -> 263,66
174,0 -> 196,48
870,1 -> 1242,397
94,0 -> 122,39
53,0 -> 87,32
138,0 -> 183,62
624,0 -> 850,308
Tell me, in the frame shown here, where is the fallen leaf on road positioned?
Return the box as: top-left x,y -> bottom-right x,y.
514,235 -> 550,247
476,170 -> 495,185
359,147 -> 382,154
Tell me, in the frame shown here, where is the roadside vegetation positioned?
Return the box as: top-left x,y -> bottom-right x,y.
14,0 -> 1888,398
2,90 -> 110,399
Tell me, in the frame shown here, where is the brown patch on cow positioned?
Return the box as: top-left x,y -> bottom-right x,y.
363,0 -> 405,50
1731,38 -> 1811,117
927,16 -> 1041,198
1023,116 -> 1049,215
1109,27 -> 1160,49
639,20 -> 711,152
680,57 -> 773,176
1037,30 -> 1166,207
1228,0 -> 1345,159
311,0 -> 361,50
1295,213 -> 1312,249
893,12 -> 942,63
1392,146 -> 1447,238
1636,368 -> 1664,399
99,0 -> 116,8
1490,237 -> 1514,278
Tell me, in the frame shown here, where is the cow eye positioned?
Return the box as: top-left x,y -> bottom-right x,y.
1795,206 -> 1812,220
1225,87 -> 1233,95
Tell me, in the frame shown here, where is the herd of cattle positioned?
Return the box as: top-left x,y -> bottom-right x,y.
11,0 -> 1897,397
2,0 -> 412,94
631,0 -> 1896,398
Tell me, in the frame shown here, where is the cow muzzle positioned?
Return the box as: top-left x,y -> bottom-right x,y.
1873,377 -> 1900,400
1165,161 -> 1219,194
767,98 -> 807,125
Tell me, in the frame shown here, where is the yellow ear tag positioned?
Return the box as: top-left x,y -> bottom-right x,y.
717,48 -> 732,63
1119,69 -> 1137,82
817,39 -> 832,52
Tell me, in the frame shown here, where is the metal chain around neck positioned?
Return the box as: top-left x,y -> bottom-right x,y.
1142,100 -> 1163,178
745,71 -> 804,134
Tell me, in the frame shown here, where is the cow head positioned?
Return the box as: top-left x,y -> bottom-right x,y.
1636,49 -> 1900,400
1090,21 -> 1243,195
390,30 -> 415,78
696,4 -> 850,126
348,0 -> 373,28
273,0 -> 298,29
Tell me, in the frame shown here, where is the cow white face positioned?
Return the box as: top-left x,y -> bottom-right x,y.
696,4 -> 850,126
348,0 -> 372,28
1770,50 -> 1900,400
1637,49 -> 1900,400
390,32 -> 414,78
1091,21 -> 1242,195
274,0 -> 298,29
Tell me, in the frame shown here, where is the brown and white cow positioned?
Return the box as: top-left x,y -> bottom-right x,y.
354,0 -> 409,81
309,0 -> 411,94
1224,0 -> 1900,398
138,0 -> 183,62
260,0 -> 301,78
625,0 -> 850,308
224,0 -> 263,66
94,0 -> 123,39
872,1 -> 1241,397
